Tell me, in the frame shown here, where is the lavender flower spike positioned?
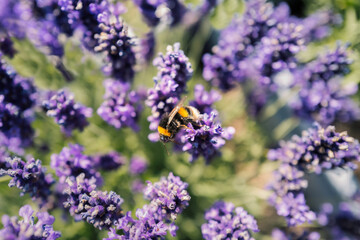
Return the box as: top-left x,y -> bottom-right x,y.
146,43 -> 192,137
95,6 -> 136,82
105,204 -> 169,240
182,111 -> 235,163
201,201 -> 259,240
0,205 -> 61,239
97,80 -> 143,131
144,172 -> 191,221
64,173 -> 124,230
43,89 -> 92,136
272,228 -> 320,240
0,157 -> 54,206
268,124 -> 360,173
51,143 -> 102,184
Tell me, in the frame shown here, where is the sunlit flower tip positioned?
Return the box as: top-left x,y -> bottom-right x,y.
0,157 -> 54,206
202,201 -> 259,240
144,172 -> 191,221
93,151 -> 126,171
97,80 -> 143,131
129,156 -> 148,175
182,112 -> 235,163
64,173 -> 123,230
0,205 -> 61,239
42,89 -> 92,136
51,143 -> 101,184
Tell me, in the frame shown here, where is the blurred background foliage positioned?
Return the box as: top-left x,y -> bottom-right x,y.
1,0 -> 360,239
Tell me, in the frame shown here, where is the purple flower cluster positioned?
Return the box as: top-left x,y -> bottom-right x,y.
272,228 -> 320,240
105,172 -> 190,238
106,205 -> 169,240
93,151 -> 126,171
203,0 -> 343,117
268,124 -> 360,173
201,201 -> 259,240
0,56 -> 36,147
97,80 -> 143,131
146,43 -> 192,136
0,157 -> 54,206
42,89 -> 92,136
182,112 -> 235,163
318,202 -> 360,239
254,22 -> 305,90
58,0 -> 109,49
95,6 -> 136,82
290,44 -> 359,125
129,156 -> 148,175
189,84 -> 221,115
202,0 -> 282,90
268,124 -> 360,226
51,143 -> 101,183
143,172 -> 191,221
0,205 -> 61,239
63,173 -> 124,230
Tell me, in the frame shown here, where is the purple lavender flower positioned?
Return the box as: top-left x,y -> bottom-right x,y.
0,205 -> 61,239
0,97 -> 34,147
0,56 -> 37,112
146,43 -> 192,135
201,201 -> 259,240
181,112 -> 235,163
51,143 -> 101,184
64,173 -> 124,230
95,6 -> 136,82
202,0 -> 281,90
42,89 -> 92,136
133,0 -> 187,27
0,157 -> 54,206
93,151 -> 126,171
272,228 -> 320,240
97,80 -> 143,131
189,84 -> 221,115
290,44 -> 359,125
268,124 -> 360,173
268,124 -> 360,226
253,22 -> 305,90
59,0 -> 110,49
129,156 -> 148,175
105,205 -> 169,240
143,172 -> 191,221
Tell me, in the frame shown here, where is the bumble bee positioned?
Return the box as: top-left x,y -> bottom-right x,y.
158,97 -> 201,143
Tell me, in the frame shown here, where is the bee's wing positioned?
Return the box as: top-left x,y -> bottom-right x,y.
167,96 -> 187,126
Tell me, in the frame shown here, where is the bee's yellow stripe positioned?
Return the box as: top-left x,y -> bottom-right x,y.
178,107 -> 189,118
158,126 -> 171,137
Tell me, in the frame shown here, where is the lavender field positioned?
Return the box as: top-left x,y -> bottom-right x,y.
1,0 -> 360,239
